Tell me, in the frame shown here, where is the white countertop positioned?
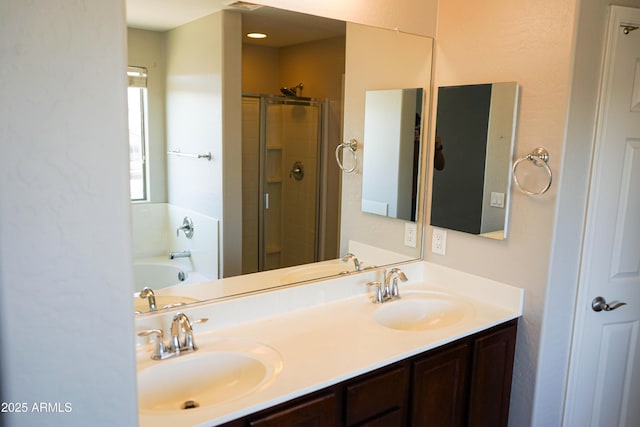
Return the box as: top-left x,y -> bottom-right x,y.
135,261 -> 524,427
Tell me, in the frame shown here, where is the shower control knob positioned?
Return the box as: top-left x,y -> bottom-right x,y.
289,161 -> 304,180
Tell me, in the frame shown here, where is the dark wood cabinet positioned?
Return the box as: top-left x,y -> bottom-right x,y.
218,320 -> 517,427
345,363 -> 409,426
248,391 -> 340,427
410,342 -> 470,427
466,322 -> 518,427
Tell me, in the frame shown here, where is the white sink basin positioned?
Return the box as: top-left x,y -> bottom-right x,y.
373,291 -> 475,331
134,295 -> 199,313
137,340 -> 283,412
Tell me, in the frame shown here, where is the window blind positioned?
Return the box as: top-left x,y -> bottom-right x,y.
127,66 -> 148,88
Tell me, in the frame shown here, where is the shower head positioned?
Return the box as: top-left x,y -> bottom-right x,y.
280,82 -> 304,97
280,87 -> 297,96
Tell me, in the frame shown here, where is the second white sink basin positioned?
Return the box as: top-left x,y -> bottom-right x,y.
137,339 -> 283,412
373,291 -> 475,331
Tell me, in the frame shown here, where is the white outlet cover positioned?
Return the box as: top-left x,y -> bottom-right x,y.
404,222 -> 417,248
431,228 -> 447,255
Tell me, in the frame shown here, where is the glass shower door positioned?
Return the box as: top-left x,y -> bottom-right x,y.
260,98 -> 322,271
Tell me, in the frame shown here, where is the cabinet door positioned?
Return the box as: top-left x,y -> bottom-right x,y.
345,363 -> 409,426
410,342 -> 470,427
466,321 -> 517,427
249,392 -> 339,427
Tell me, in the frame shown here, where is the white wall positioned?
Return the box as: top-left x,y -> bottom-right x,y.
131,203 -> 219,280
0,1 -> 138,426
165,11 -> 243,277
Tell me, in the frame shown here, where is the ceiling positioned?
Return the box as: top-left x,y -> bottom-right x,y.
126,0 -> 345,48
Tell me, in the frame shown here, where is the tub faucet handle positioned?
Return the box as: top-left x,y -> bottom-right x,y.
176,216 -> 194,239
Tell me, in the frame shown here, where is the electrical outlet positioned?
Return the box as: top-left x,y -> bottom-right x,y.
404,222 -> 417,248
431,228 -> 447,255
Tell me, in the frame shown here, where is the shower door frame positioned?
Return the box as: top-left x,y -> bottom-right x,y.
257,95 -> 325,272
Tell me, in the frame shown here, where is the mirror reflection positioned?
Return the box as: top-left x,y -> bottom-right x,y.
430,82 -> 519,240
127,4 -> 432,313
361,88 -> 424,221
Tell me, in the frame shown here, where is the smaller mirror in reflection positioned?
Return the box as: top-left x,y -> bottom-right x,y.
430,82 -> 519,240
361,88 -> 424,222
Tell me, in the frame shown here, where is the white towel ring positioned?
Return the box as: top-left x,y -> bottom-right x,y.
512,147 -> 552,195
335,139 -> 358,173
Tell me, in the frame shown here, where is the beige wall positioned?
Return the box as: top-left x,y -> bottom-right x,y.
253,0 -> 438,37
242,36 -> 346,99
430,0 -> 577,424
243,44 -> 280,94
127,28 -> 168,203
340,22 -> 433,258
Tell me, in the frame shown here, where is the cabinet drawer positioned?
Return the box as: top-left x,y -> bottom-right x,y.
345,364 -> 408,426
249,392 -> 338,427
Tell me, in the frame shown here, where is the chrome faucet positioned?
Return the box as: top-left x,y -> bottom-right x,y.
137,312 -> 208,360
366,268 -> 408,304
384,268 -> 408,300
169,250 -> 191,259
170,312 -> 196,353
342,252 -> 361,271
139,287 -> 157,312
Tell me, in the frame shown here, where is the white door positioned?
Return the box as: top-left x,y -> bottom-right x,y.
564,6 -> 640,427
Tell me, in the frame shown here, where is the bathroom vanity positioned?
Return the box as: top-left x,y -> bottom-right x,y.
135,261 -> 523,427
220,320 -> 516,427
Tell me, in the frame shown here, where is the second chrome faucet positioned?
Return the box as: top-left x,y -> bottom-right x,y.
368,268 -> 408,304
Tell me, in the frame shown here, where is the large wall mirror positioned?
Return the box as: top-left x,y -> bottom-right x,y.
430,82 -> 519,240
126,1 -> 433,313
361,88 -> 424,222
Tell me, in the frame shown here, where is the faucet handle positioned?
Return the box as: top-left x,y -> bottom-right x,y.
190,317 -> 209,326
138,329 -> 167,360
367,281 -> 384,304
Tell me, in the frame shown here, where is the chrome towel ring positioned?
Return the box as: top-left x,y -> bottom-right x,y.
512,147 -> 552,195
335,139 -> 358,173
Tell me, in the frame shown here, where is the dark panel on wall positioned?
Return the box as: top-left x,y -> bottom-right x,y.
431,84 -> 492,234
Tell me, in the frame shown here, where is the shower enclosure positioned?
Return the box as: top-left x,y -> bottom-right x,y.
242,95 -> 329,273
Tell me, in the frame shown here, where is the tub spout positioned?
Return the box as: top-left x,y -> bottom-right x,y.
169,251 -> 191,260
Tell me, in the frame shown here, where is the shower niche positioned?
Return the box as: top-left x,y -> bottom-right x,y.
242,95 -> 331,273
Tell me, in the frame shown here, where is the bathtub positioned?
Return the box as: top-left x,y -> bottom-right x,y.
133,257 -> 209,292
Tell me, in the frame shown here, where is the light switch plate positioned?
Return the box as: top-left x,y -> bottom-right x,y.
432,228 -> 447,255
404,222 -> 417,248
490,192 -> 505,208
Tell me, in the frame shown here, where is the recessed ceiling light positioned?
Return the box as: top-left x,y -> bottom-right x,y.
246,32 -> 267,39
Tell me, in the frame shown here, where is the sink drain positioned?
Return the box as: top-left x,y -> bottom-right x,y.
181,400 -> 200,410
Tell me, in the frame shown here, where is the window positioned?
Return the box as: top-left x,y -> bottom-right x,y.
127,66 -> 148,201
